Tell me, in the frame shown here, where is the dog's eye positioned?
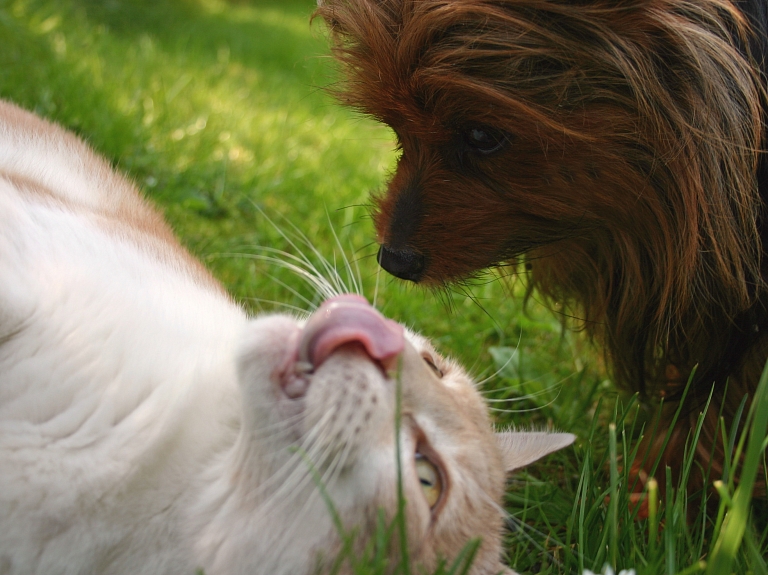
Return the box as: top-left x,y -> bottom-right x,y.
422,353 -> 443,378
464,127 -> 508,155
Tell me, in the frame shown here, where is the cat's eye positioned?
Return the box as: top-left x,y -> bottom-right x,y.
463,126 -> 509,155
421,353 -> 443,378
415,453 -> 443,508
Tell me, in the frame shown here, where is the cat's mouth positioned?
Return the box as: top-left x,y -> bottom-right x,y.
280,294 -> 405,399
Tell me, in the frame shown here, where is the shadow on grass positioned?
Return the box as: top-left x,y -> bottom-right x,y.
0,0 -> 335,145
71,0 -> 330,83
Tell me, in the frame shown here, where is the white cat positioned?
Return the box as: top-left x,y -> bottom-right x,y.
0,100 -> 574,575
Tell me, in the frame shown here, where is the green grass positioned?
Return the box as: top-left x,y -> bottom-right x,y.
1,0 -> 766,573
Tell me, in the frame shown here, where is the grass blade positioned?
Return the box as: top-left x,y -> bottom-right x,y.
706,359 -> 768,575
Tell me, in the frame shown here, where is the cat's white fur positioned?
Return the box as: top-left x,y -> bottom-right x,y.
0,100 -> 574,575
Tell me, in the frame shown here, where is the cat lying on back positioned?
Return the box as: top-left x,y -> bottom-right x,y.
0,100 -> 573,575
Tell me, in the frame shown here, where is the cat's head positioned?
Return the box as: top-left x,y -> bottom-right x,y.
196,295 -> 573,575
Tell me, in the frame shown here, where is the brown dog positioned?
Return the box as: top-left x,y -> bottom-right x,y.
315,0 -> 768,498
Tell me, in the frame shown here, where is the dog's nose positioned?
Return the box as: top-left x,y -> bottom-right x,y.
377,245 -> 425,282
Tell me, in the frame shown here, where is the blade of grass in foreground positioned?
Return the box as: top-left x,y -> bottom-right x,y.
705,359 -> 768,575
394,359 -> 411,575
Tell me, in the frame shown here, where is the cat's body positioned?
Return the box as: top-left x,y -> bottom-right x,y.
0,100 -> 572,575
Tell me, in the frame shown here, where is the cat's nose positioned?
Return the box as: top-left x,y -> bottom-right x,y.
298,294 -> 404,372
377,245 -> 425,282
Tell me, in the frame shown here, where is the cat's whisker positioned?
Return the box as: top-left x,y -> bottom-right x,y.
255,209 -> 329,272
250,417 -> 359,515
299,411 -> 336,454
482,383 -> 565,404
213,250 -> 322,304
271,455 -> 313,493
235,418 -> 327,504
303,222 -> 349,296
256,208 -> 357,298
251,411 -> 305,438
260,452 -> 338,531
478,484 -> 509,518
479,367 -> 579,398
322,430 -> 356,488
484,394 -> 556,405
487,387 -> 564,414
225,252 -> 332,306
229,245 -> 313,268
325,209 -> 362,295
325,253 -> 348,297
249,406 -> 345,511
235,208 -> 377,305
475,332 -> 524,388
256,457 -> 316,518
242,246 -> 344,302
243,249 -> 329,287
242,298 -> 309,316
479,384 -> 549,398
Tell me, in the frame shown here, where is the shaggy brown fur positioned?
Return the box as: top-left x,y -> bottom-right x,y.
315,0 -> 768,498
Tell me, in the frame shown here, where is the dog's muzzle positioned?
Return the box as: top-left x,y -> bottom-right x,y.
377,245 -> 425,282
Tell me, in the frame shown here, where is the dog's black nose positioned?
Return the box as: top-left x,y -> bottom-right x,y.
377,245 -> 425,282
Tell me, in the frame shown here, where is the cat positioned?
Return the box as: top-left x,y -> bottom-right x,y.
0,99 -> 573,575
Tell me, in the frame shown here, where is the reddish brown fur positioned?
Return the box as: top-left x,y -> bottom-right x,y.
315,0 -> 768,497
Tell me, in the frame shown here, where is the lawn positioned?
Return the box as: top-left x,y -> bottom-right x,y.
1,0 -> 766,573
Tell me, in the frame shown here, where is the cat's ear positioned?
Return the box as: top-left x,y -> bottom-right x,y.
495,431 -> 575,473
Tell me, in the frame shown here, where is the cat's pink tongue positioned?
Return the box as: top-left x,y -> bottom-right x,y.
298,294 -> 404,372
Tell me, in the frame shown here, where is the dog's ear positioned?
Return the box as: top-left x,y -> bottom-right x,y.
495,431 -> 574,473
